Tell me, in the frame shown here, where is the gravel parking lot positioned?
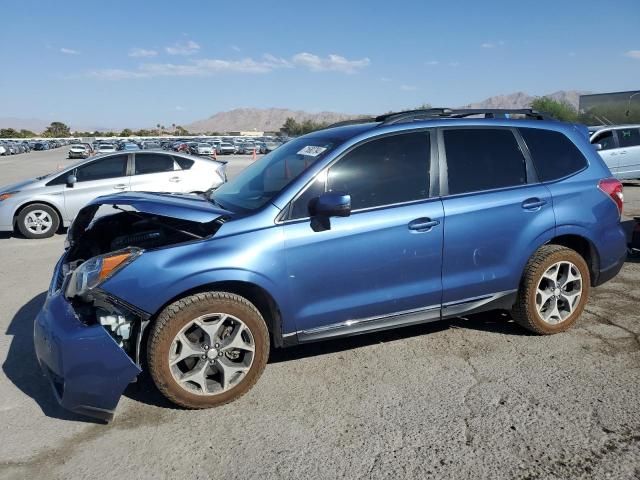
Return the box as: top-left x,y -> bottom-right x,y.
1,149 -> 639,479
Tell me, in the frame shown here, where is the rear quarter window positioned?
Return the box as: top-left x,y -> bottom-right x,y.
519,128 -> 588,182
174,157 -> 195,170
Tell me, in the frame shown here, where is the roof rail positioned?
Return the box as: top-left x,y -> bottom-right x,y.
377,108 -> 551,125
324,117 -> 377,129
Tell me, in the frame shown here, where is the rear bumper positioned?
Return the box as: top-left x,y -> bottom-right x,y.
34,265 -> 141,421
593,251 -> 625,286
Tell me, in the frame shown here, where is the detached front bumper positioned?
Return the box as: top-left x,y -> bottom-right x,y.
33,265 -> 141,421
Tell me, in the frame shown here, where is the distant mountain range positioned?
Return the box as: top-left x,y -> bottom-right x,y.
185,108 -> 363,133
0,90 -> 590,134
184,90 -> 588,132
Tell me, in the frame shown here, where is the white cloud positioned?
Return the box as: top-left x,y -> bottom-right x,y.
129,48 -> 158,58
400,84 -> 417,91
165,40 -> 201,55
624,50 -> 640,59
448,61 -> 461,67
87,55 -> 292,79
231,45 -> 241,52
60,48 -> 80,55
380,77 -> 392,82
86,51 -> 368,80
291,52 -> 370,73
425,60 -> 439,66
175,106 -> 184,111
481,40 -> 505,49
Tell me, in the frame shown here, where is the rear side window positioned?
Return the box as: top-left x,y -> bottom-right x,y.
443,129 -> 526,195
134,153 -> 175,174
520,128 -> 587,181
174,156 -> 195,170
327,132 -> 431,211
617,127 -> 640,148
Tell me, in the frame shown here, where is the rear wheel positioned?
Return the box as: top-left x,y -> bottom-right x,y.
512,245 -> 590,334
16,204 -> 60,239
147,292 -> 269,408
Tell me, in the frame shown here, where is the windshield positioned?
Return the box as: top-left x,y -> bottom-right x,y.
211,134 -> 339,211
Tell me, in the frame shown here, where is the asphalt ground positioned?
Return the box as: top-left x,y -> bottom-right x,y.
0,147 -> 639,480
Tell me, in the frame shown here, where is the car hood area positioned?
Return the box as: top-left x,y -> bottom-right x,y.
66,192 -> 233,262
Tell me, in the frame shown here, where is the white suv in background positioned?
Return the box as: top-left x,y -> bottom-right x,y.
0,151 -> 227,239
590,124 -> 640,180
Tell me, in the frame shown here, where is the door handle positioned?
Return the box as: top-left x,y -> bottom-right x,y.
521,198 -> 547,210
114,184 -> 127,190
169,176 -> 181,182
408,218 -> 440,232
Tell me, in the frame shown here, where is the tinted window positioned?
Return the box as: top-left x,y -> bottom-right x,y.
617,127 -> 640,148
444,129 -> 526,194
591,130 -> 616,150
175,156 -> 195,170
135,153 -> 175,174
75,155 -> 128,182
520,128 -> 587,182
327,132 -> 430,210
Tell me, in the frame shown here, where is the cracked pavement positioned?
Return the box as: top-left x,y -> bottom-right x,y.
1,150 -> 639,479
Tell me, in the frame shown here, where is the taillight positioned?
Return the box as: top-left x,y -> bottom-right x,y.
598,178 -> 624,215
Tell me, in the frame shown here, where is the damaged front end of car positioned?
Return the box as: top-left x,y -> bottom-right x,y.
35,192 -> 232,421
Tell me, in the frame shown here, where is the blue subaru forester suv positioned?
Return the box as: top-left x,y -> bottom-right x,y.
34,109 -> 627,421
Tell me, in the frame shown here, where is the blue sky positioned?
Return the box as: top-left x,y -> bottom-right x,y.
1,0 -> 639,128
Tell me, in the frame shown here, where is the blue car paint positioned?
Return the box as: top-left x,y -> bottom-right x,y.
34,272 -> 141,421
90,191 -> 232,223
34,117 -> 628,421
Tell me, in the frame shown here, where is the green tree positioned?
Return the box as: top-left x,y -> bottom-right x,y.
120,128 -> 133,137
43,121 -> 71,137
174,125 -> 190,136
0,128 -> 20,138
19,129 -> 36,138
530,97 -> 578,122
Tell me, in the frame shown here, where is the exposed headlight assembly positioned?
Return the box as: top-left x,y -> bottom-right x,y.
66,248 -> 141,298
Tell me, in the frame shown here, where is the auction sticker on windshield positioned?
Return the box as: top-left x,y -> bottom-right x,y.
297,146 -> 327,157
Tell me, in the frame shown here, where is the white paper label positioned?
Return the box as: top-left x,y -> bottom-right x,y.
297,146 -> 327,157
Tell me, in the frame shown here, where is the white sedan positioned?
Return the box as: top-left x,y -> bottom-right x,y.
0,151 -> 227,239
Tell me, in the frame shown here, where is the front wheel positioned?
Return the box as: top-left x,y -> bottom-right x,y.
147,292 -> 269,409
16,203 -> 60,239
512,245 -> 590,334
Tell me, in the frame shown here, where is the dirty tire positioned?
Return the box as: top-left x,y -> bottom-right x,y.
147,292 -> 269,409
512,245 -> 590,335
16,203 -> 60,239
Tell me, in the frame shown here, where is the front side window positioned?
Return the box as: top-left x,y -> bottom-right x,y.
326,132 -> 431,211
134,153 -> 175,174
75,155 -> 128,182
444,129 -> 526,195
591,130 -> 616,150
520,128 -> 588,182
617,127 -> 640,148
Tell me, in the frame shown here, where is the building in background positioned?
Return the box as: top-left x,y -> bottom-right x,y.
579,90 -> 640,125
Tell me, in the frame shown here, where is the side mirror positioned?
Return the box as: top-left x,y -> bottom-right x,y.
593,143 -> 603,151
310,192 -> 351,218
308,192 -> 350,232
66,174 -> 77,188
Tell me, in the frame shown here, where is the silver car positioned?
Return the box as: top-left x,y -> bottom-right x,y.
590,125 -> 640,180
0,151 -> 227,239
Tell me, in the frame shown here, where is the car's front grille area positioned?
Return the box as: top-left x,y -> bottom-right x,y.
54,264 -> 65,291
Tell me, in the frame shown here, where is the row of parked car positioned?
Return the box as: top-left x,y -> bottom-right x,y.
166,137 -> 285,156
66,137 -> 287,160
0,139 -> 68,156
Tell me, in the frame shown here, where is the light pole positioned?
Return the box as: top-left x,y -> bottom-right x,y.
625,92 -> 640,118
